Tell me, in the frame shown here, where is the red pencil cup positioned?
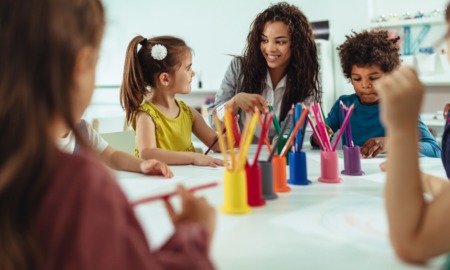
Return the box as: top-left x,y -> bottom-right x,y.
318,150 -> 342,184
272,155 -> 291,192
245,163 -> 266,207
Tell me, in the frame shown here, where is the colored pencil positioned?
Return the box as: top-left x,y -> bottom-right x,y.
257,113 -> 273,153
213,113 -> 230,170
268,110 -> 292,161
204,127 -> 226,155
280,108 -> 308,157
253,112 -> 273,165
130,182 -> 218,207
307,114 -> 325,150
332,104 -> 355,151
236,113 -> 259,171
224,108 -> 236,169
268,105 -> 282,135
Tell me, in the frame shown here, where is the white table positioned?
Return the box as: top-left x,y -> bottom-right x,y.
115,147 -> 448,270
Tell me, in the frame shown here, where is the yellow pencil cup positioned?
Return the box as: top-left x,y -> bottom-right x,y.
220,169 -> 252,215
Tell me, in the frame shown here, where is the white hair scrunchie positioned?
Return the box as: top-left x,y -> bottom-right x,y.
151,44 -> 167,61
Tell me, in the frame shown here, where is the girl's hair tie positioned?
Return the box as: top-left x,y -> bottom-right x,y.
139,38 -> 148,46
151,44 -> 168,61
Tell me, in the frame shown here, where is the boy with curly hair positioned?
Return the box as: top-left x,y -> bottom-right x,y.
312,30 -> 440,158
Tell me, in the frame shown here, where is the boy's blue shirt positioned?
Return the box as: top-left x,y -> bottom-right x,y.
326,94 -> 441,158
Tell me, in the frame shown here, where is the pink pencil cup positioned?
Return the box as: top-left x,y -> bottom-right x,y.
272,155 -> 291,192
245,163 -> 266,207
318,150 -> 342,183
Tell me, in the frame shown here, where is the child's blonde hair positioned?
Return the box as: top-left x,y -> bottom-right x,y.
120,35 -> 191,123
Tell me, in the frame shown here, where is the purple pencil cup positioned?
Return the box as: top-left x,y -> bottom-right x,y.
341,145 -> 365,176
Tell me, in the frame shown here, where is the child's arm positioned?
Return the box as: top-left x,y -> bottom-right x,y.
417,119 -> 441,158
380,162 -> 450,197
421,172 -> 450,198
135,112 -> 223,167
375,66 -> 450,263
99,146 -> 173,177
191,108 -> 222,153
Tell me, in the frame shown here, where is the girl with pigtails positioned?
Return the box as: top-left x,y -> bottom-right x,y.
120,36 -> 224,166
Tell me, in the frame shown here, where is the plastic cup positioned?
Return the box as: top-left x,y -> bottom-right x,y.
318,150 -> 342,183
288,151 -> 311,185
341,145 -> 365,176
245,163 -> 266,207
220,170 -> 252,214
258,160 -> 278,200
272,155 -> 291,192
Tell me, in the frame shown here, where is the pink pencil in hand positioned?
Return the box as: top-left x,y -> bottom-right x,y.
130,182 -> 219,207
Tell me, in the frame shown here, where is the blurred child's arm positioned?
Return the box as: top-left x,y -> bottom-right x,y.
99,146 -> 173,178
381,162 -> 450,198
375,66 -> 450,263
136,112 -> 223,167
421,172 -> 450,198
191,108 -> 222,153
417,119 -> 441,158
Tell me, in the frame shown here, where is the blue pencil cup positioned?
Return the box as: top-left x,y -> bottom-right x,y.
288,151 -> 311,185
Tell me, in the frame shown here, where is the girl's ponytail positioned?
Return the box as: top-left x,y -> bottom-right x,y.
120,36 -> 148,124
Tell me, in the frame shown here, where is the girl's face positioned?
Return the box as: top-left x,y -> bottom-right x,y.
351,64 -> 384,105
171,50 -> 195,94
260,21 -> 292,73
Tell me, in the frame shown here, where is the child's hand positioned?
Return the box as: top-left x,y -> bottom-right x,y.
140,159 -> 173,178
443,103 -> 450,119
163,185 -> 216,249
233,93 -> 268,114
373,66 -> 424,131
360,137 -> 387,158
325,125 -> 334,138
192,153 -> 224,167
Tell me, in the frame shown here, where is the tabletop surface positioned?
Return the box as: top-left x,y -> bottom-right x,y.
115,146 -> 448,270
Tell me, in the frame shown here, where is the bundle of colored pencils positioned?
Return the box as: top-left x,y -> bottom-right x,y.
308,102 -> 354,151
213,108 -> 261,171
340,101 -> 354,147
268,104 -> 309,161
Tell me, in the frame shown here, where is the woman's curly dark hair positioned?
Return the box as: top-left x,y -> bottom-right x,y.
337,30 -> 400,80
239,2 -> 320,122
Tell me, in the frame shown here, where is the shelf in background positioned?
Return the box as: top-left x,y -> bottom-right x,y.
420,74 -> 450,86
370,16 -> 445,28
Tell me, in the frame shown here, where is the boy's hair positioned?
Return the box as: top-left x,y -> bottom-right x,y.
120,36 -> 191,123
0,0 -> 104,269
239,2 -> 321,122
337,30 -> 400,80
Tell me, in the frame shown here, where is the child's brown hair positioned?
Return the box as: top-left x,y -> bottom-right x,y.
120,36 -> 191,123
0,0 -> 104,268
338,30 -> 401,80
